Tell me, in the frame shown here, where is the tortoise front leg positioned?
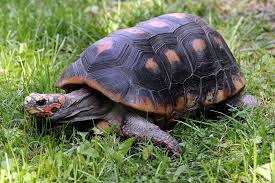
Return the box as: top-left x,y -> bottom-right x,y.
121,113 -> 181,157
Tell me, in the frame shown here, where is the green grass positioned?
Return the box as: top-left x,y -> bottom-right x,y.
0,0 -> 274,182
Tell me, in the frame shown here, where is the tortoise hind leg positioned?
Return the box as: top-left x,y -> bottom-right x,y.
121,113 -> 181,157
226,94 -> 262,108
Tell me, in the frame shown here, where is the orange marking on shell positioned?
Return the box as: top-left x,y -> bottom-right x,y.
96,40 -> 113,55
123,95 -> 173,114
166,105 -> 173,113
136,97 -> 154,112
57,76 -> 178,115
192,39 -> 206,52
169,13 -> 188,19
125,28 -> 144,34
155,105 -> 166,114
127,95 -> 154,112
56,76 -> 86,88
224,87 -> 230,98
145,58 -> 159,70
215,90 -> 227,103
213,36 -> 222,45
156,105 -> 173,114
87,80 -> 122,102
148,20 -> 168,28
165,49 -> 180,64
176,96 -> 184,112
232,73 -> 246,95
56,76 -> 122,103
203,90 -> 215,106
186,93 -> 197,108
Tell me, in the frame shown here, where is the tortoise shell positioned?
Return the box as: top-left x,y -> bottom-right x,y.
56,13 -> 245,115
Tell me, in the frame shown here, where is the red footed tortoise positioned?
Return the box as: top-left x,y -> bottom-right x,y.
24,13 -> 261,156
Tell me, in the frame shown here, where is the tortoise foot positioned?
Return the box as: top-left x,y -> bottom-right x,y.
121,113 -> 181,157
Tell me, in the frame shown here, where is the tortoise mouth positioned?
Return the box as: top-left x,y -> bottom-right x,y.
24,105 -> 54,118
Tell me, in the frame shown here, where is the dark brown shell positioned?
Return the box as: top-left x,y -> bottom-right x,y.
56,13 -> 245,115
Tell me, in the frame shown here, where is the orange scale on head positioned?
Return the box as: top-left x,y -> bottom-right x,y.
58,95 -> 65,104
44,103 -> 62,114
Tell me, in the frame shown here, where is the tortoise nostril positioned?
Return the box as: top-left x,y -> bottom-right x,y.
24,96 -> 32,104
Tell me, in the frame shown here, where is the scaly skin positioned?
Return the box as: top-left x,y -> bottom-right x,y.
24,88 -> 261,157
121,113 -> 181,156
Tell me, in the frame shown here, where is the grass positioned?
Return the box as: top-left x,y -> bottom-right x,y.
0,0 -> 274,182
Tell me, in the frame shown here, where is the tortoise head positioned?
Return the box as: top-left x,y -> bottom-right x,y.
24,93 -> 65,118
23,89 -> 115,123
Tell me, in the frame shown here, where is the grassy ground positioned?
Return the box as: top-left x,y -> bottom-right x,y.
0,0 -> 274,182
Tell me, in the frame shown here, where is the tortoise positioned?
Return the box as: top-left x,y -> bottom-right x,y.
24,13 -> 261,156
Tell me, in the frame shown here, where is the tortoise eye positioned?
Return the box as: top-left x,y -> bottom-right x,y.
36,99 -> 47,106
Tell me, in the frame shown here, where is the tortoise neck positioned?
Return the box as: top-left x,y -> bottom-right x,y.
50,88 -> 114,123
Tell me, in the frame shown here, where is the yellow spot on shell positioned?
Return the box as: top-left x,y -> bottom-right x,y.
165,49 -> 180,64
192,39 -> 206,52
